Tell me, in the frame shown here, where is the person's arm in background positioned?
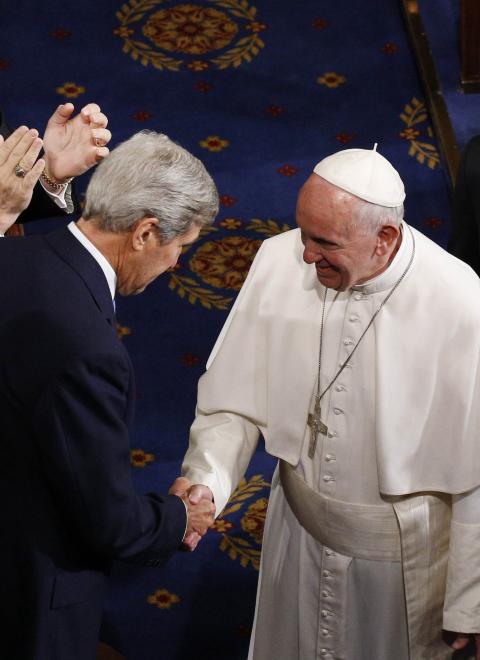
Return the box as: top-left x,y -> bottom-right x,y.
0,103 -> 111,225
0,126 -> 45,235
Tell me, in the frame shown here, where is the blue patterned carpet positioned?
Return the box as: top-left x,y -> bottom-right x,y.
1,1 -> 453,658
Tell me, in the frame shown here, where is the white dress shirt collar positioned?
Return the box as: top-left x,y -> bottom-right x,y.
67,221 -> 117,301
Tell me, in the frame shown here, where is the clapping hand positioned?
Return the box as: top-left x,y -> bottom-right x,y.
42,102 -> 111,184
169,477 -> 215,551
0,126 -> 45,233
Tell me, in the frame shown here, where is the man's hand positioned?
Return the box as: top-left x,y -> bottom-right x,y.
0,126 -> 45,233
42,102 -> 111,183
169,478 -> 215,551
451,632 -> 480,658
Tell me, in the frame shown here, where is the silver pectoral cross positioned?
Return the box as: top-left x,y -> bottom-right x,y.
307,399 -> 328,459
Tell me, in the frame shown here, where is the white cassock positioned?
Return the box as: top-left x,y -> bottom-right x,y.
182,224 -> 480,660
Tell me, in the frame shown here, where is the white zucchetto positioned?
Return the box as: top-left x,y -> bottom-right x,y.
313,144 -> 405,207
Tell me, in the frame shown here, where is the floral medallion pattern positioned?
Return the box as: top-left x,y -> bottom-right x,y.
143,5 -> 238,54
399,97 -> 439,169
168,218 -> 291,309
115,0 -> 265,71
56,82 -> 85,98
213,475 -> 271,570
189,236 -> 262,291
147,588 -> 180,609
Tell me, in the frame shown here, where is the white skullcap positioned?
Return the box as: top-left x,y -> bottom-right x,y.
313,144 -> 405,207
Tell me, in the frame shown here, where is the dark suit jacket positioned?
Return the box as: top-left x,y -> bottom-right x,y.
0,110 -> 78,223
0,227 -> 186,660
448,136 -> 480,276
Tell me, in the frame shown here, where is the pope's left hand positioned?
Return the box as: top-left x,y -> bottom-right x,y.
451,632 -> 480,658
42,102 -> 111,183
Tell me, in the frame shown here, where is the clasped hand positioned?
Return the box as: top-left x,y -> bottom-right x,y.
169,477 -> 215,551
0,102 -> 111,233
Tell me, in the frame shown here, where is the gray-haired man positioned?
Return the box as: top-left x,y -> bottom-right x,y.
0,130 -> 217,660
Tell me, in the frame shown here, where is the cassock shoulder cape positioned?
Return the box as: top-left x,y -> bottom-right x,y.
195,225 -> 480,496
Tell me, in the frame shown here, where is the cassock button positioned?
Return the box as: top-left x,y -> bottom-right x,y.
323,570 -> 331,577
343,338 -> 354,346
322,590 -> 329,597
326,549 -> 335,557
333,408 -> 343,415
328,431 -> 337,438
349,315 -> 359,322
321,610 -> 328,618
354,293 -> 363,301
322,629 -> 329,636
320,649 -> 328,656
325,454 -> 335,462
323,475 -> 334,483
335,385 -> 345,392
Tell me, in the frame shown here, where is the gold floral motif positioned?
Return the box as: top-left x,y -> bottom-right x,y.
199,135 -> 230,152
241,497 -> 268,544
168,218 -> 290,309
130,449 -> 155,467
246,218 -> 291,237
216,475 -> 271,571
116,323 -> 132,339
56,82 -> 85,98
399,98 -> 439,169
189,236 -> 262,291
115,0 -> 264,71
168,273 -> 233,309
316,72 -> 346,88
147,588 -> 180,609
143,4 -> 238,55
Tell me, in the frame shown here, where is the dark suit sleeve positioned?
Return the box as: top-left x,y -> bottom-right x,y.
0,109 -> 79,223
448,137 -> 480,276
32,351 -> 186,565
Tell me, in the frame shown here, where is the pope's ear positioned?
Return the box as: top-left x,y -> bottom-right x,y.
376,224 -> 400,256
131,217 -> 160,251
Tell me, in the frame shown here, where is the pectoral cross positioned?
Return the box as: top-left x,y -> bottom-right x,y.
307,397 -> 328,458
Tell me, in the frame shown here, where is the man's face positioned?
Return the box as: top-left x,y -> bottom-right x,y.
296,175 -> 383,291
117,222 -> 200,296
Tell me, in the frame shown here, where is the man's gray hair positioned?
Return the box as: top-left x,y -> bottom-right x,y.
83,131 -> 219,242
351,197 -> 404,235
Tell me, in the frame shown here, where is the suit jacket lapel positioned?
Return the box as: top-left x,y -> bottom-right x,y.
45,226 -> 116,327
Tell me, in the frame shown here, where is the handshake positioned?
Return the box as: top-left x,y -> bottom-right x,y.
169,477 -> 216,551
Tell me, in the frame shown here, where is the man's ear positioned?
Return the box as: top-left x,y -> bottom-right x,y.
131,217 -> 160,251
375,224 -> 400,256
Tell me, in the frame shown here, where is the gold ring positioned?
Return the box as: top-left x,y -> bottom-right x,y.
93,137 -> 103,148
14,163 -> 27,178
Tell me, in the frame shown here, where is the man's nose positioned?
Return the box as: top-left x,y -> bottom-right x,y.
303,245 -> 319,264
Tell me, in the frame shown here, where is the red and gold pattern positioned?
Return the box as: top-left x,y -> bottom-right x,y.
130,449 -> 155,467
143,4 -> 238,54
115,0 -> 265,71
168,218 -> 290,309
116,323 -> 132,339
241,497 -> 268,544
399,97 -> 439,169
216,475 -> 271,570
147,588 -> 180,609
316,71 -> 346,88
199,135 -> 230,152
56,82 -> 85,98
189,236 -> 262,291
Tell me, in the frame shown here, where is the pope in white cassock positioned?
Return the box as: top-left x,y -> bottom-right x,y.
172,147 -> 480,660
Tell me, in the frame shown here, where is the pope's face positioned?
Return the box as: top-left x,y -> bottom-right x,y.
296,175 -> 386,291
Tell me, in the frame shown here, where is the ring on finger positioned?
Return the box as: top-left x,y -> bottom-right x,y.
14,163 -> 27,178
93,137 -> 103,148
